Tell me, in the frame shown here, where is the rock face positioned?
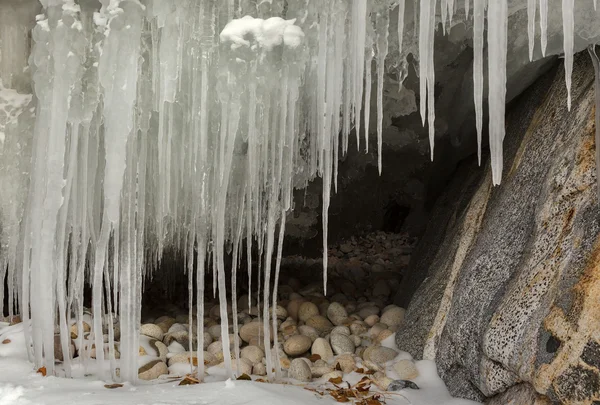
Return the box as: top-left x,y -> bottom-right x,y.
396,53 -> 600,404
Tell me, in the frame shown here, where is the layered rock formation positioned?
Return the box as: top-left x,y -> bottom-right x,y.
396,53 -> 599,404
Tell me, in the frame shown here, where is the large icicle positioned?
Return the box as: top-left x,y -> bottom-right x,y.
527,0 -> 537,61
562,0 -> 575,111
473,0 -> 486,165
487,0 -> 508,185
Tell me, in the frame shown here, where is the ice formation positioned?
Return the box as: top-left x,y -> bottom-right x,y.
0,0 -> 598,385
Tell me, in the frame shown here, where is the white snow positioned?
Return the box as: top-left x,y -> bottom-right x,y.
220,16 -> 304,51
0,323 -> 481,405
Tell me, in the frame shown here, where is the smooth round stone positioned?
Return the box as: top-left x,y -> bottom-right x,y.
311,338 -> 334,361
201,332 -> 213,349
350,335 -> 362,347
331,326 -> 350,336
289,358 -> 312,382
376,329 -> 394,343
253,362 -> 267,376
393,359 -> 419,380
168,323 -> 187,334
330,333 -> 355,355
241,345 -> 264,364
372,280 -> 391,297
150,339 -> 169,361
54,335 -> 75,361
279,356 -> 291,370
369,323 -> 388,338
69,321 -> 90,339
380,307 -> 406,328
274,305 -> 288,320
168,351 -> 198,367
350,322 -> 368,336
326,302 -> 348,326
364,315 -> 380,327
138,360 -> 168,381
232,358 -> 253,376
365,346 -> 398,365
334,354 -> 356,373
207,341 -> 223,356
239,321 -> 272,343
284,335 -> 312,357
298,325 -> 319,342
298,302 -> 319,322
286,299 -> 305,321
311,365 -> 334,378
140,324 -> 163,341
358,307 -> 380,320
372,371 -> 393,390
163,331 -> 195,350
305,316 -> 333,334
208,324 -> 222,340
281,323 -> 298,337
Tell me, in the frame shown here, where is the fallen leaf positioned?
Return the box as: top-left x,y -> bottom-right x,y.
335,362 -> 342,371
236,373 -> 252,381
178,375 -> 200,386
104,384 -> 123,389
329,376 -> 343,385
2,339 -> 10,344
37,367 -> 47,377
308,354 -> 321,362
255,378 -> 268,383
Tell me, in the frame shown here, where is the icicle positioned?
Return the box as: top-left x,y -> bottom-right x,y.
397,1 -> 406,55
527,0 -> 537,61
487,0 -> 508,185
465,0 -> 470,19
562,0 -> 574,111
353,0 -> 368,149
473,0 -> 485,165
419,0 -> 437,160
589,45 -> 600,198
375,10 -> 390,174
539,0 -> 548,56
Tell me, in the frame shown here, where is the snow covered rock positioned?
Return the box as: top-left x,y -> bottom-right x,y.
138,360 -> 168,381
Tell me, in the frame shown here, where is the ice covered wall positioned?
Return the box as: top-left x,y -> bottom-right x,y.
0,0 -> 598,384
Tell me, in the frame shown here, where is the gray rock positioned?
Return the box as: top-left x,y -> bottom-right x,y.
388,380 -> 420,391
396,55 -> 600,403
330,333 -> 355,355
289,358 -> 312,382
283,335 -> 312,357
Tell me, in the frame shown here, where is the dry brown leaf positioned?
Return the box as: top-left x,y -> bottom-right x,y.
308,354 -> 321,362
178,375 -> 200,386
236,373 -> 252,381
329,376 -> 344,385
2,339 -> 10,344
335,362 -> 342,371
104,383 -> 123,389
37,367 -> 47,377
255,378 -> 268,383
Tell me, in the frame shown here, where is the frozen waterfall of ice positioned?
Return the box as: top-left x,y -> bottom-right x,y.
0,0 -> 598,384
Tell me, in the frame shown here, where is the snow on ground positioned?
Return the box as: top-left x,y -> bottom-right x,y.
0,322 -> 480,405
